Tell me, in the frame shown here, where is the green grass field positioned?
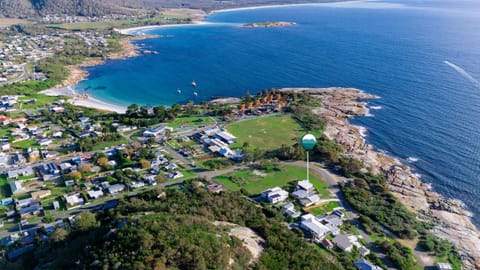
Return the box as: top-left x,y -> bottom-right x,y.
308,201 -> 341,215
167,116 -> 215,128
91,138 -> 128,151
214,164 -> 329,195
226,115 -> 304,150
12,139 -> 37,149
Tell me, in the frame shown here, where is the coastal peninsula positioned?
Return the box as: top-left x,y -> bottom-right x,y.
241,21 -> 296,28
280,87 -> 480,269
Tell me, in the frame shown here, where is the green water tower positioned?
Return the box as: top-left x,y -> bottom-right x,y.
301,134 -> 317,150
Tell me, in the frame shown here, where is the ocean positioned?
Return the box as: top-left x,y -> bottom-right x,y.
75,0 -> 480,226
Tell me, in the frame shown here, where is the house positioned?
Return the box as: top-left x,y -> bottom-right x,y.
292,189 -> 309,199
321,239 -> 335,249
49,106 -> 64,113
300,194 -> 320,207
300,214 -> 331,241
297,180 -> 315,193
53,201 -> 60,210
437,263 -> 453,270
261,187 -> 289,204
15,198 -> 38,209
215,131 -> 237,144
64,193 -> 84,207
282,202 -> 301,218
107,184 -> 125,194
332,234 -> 357,252
165,163 -> 178,171
206,183 -> 225,194
354,258 -> 382,270
143,125 -> 172,137
7,167 -> 34,179
0,197 -> 13,206
333,209 -> 345,219
43,220 -> 65,234
0,142 -> 10,151
30,190 -> 51,200
37,163 -> 61,181
168,171 -> 184,179
0,152 -> 7,166
129,181 -> 145,189
19,205 -> 43,218
358,246 -> 370,256
38,138 -> 52,146
78,117 -> 90,123
9,181 -> 24,194
87,189 -> 104,199
64,180 -> 75,187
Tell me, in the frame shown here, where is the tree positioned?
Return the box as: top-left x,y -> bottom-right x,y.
50,228 -> 68,242
75,212 -> 99,232
78,163 -> 92,174
139,159 -> 151,169
127,104 -> 139,115
96,157 -> 109,168
67,171 -> 82,182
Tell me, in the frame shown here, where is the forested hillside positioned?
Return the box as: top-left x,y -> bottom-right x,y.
3,180 -> 347,270
0,0 -> 342,18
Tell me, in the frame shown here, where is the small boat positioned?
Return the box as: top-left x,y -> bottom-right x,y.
193,91 -> 198,97
177,88 -> 181,94
191,81 -> 197,87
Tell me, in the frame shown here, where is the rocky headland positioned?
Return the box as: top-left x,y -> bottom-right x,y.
281,87 -> 480,269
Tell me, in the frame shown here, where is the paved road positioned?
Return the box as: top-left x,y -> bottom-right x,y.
286,161 -> 397,269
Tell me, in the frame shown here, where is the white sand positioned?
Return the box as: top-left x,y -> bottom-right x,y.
68,96 -> 127,114
40,86 -> 127,114
115,21 -> 211,35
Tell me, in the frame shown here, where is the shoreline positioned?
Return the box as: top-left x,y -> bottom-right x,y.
280,87 -> 480,269
40,35 -> 158,113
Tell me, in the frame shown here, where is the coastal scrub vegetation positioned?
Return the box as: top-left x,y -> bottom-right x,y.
2,181 -> 346,270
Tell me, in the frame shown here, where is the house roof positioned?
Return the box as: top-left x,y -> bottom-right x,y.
297,180 -> 313,190
354,258 -> 382,270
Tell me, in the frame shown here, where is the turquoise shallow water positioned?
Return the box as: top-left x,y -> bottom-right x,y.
75,0 -> 480,226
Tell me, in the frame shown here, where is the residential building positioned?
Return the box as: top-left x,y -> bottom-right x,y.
300,194 -> 320,207
9,181 -> 24,194
87,189 -> 104,199
332,234 -> 357,252
129,181 -> 145,189
143,125 -> 172,137
7,167 -> 34,179
282,202 -> 301,218
30,190 -> 51,200
359,246 -> 370,257
19,205 -> 43,218
299,214 -> 331,241
354,258 -> 382,270
206,183 -> 225,193
261,187 -> 289,204
297,180 -> 315,193
107,184 -> 125,194
0,142 -> 10,151
64,193 -> 85,207
437,263 -> 453,270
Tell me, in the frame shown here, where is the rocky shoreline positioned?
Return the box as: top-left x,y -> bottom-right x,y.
241,21 -> 296,28
281,87 -> 480,269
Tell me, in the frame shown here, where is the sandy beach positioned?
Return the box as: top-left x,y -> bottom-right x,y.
115,21 -> 213,35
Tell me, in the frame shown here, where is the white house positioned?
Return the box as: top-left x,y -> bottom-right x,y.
87,189 -> 104,199
297,180 -> 315,193
332,234 -> 358,252
300,194 -> 320,207
107,184 -> 125,194
64,193 -> 84,207
299,214 -> 331,241
143,125 -> 172,137
9,181 -> 24,194
261,187 -> 289,204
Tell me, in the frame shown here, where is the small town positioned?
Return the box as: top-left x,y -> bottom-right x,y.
0,1 -> 473,269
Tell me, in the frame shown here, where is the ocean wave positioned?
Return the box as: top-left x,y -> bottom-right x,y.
413,173 -> 422,179
354,125 -> 368,137
364,107 -> 374,117
406,156 -> 420,163
370,105 -> 382,110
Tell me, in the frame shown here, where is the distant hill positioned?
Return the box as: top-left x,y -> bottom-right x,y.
0,0 -> 342,19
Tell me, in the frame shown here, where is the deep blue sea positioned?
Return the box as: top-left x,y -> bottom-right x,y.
75,0 -> 480,226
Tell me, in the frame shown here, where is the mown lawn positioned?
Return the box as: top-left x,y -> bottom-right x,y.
308,201 -> 341,215
91,138 -> 128,151
214,164 -> 329,195
226,115 -> 304,151
12,139 -> 38,149
167,116 -> 215,128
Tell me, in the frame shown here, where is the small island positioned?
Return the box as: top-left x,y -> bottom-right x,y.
241,21 -> 296,28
